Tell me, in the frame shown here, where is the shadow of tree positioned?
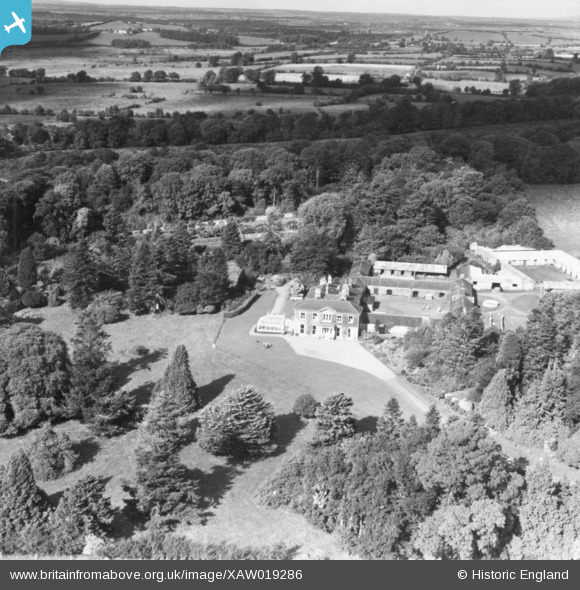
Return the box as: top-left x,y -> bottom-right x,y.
131,381 -> 156,410
357,415 -> 378,434
72,437 -> 100,469
113,347 -> 168,389
198,374 -> 236,406
14,315 -> 44,326
273,412 -> 306,455
187,463 -> 241,524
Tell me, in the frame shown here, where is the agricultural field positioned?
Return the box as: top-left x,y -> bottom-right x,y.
433,29 -> 506,44
430,78 -> 509,94
0,79 -> 329,116
524,184 -> 580,257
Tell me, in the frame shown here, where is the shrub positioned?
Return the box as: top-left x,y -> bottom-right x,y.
21,288 -> 46,308
86,290 -> 124,324
293,393 -> 319,418
28,425 -> 79,480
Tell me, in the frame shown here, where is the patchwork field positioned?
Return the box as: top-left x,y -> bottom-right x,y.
524,184 -> 580,257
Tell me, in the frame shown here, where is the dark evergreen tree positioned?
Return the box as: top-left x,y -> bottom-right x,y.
103,205 -> 128,245
312,392 -> 356,447
220,219 -> 243,260
127,236 -> 164,314
28,425 -> 78,481
142,387 -> 184,450
70,310 -> 134,436
0,451 -> 50,541
194,248 -> 230,308
377,397 -> 404,438
133,433 -> 198,523
63,238 -> 98,309
424,404 -> 441,436
156,345 -> 200,413
480,369 -> 514,433
508,361 -> 569,447
522,306 -> 557,383
49,476 -> 115,555
495,331 -> 522,377
17,246 -> 37,290
158,223 -> 195,286
0,324 -> 71,435
197,386 -> 276,457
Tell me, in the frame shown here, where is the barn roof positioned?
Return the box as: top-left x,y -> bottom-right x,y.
374,260 -> 449,274
361,276 -> 454,291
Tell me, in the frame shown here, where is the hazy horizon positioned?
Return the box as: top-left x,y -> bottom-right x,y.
44,0 -> 580,21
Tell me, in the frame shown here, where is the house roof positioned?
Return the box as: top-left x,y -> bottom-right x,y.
294,299 -> 363,314
349,260 -> 373,278
375,260 -> 448,274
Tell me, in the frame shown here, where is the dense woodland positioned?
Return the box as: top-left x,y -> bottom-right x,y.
0,74 -> 580,558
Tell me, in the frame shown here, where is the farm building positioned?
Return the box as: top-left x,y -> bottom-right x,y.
373,260 -> 449,279
471,244 -> 580,292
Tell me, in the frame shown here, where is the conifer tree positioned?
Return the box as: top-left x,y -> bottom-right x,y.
63,238 -> 98,309
220,219 -> 243,260
142,388 -> 185,451
28,425 -> 78,480
194,248 -> 230,308
0,451 -> 50,539
480,369 -> 514,433
197,386 -> 276,457
377,397 -> 404,438
70,310 -> 134,436
103,205 -> 128,245
311,392 -> 356,447
156,345 -> 200,413
49,476 -> 115,556
127,236 -> 164,314
17,246 -> 37,290
507,361 -> 569,447
0,324 -> 71,435
495,331 -> 522,377
159,222 -> 195,286
134,432 -> 198,523
424,404 -> 441,436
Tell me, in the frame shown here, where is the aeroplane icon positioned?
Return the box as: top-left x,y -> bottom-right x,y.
4,12 -> 26,34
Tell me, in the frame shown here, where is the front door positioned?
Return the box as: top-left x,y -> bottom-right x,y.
322,327 -> 335,339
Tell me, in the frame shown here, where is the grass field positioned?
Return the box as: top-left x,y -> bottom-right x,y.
525,185 -> 580,257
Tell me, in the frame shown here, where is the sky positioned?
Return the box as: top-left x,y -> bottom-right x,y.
53,0 -> 580,20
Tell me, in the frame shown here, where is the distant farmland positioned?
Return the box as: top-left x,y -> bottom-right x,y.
525,184 -> 580,256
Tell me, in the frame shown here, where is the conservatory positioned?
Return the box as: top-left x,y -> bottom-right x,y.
256,314 -> 286,334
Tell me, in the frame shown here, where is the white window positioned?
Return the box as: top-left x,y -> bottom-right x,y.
300,324 -> 305,334
312,313 -> 318,321
312,325 -> 317,335
348,315 -> 354,324
322,313 -> 332,322
299,312 -> 306,319
336,314 -> 343,323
